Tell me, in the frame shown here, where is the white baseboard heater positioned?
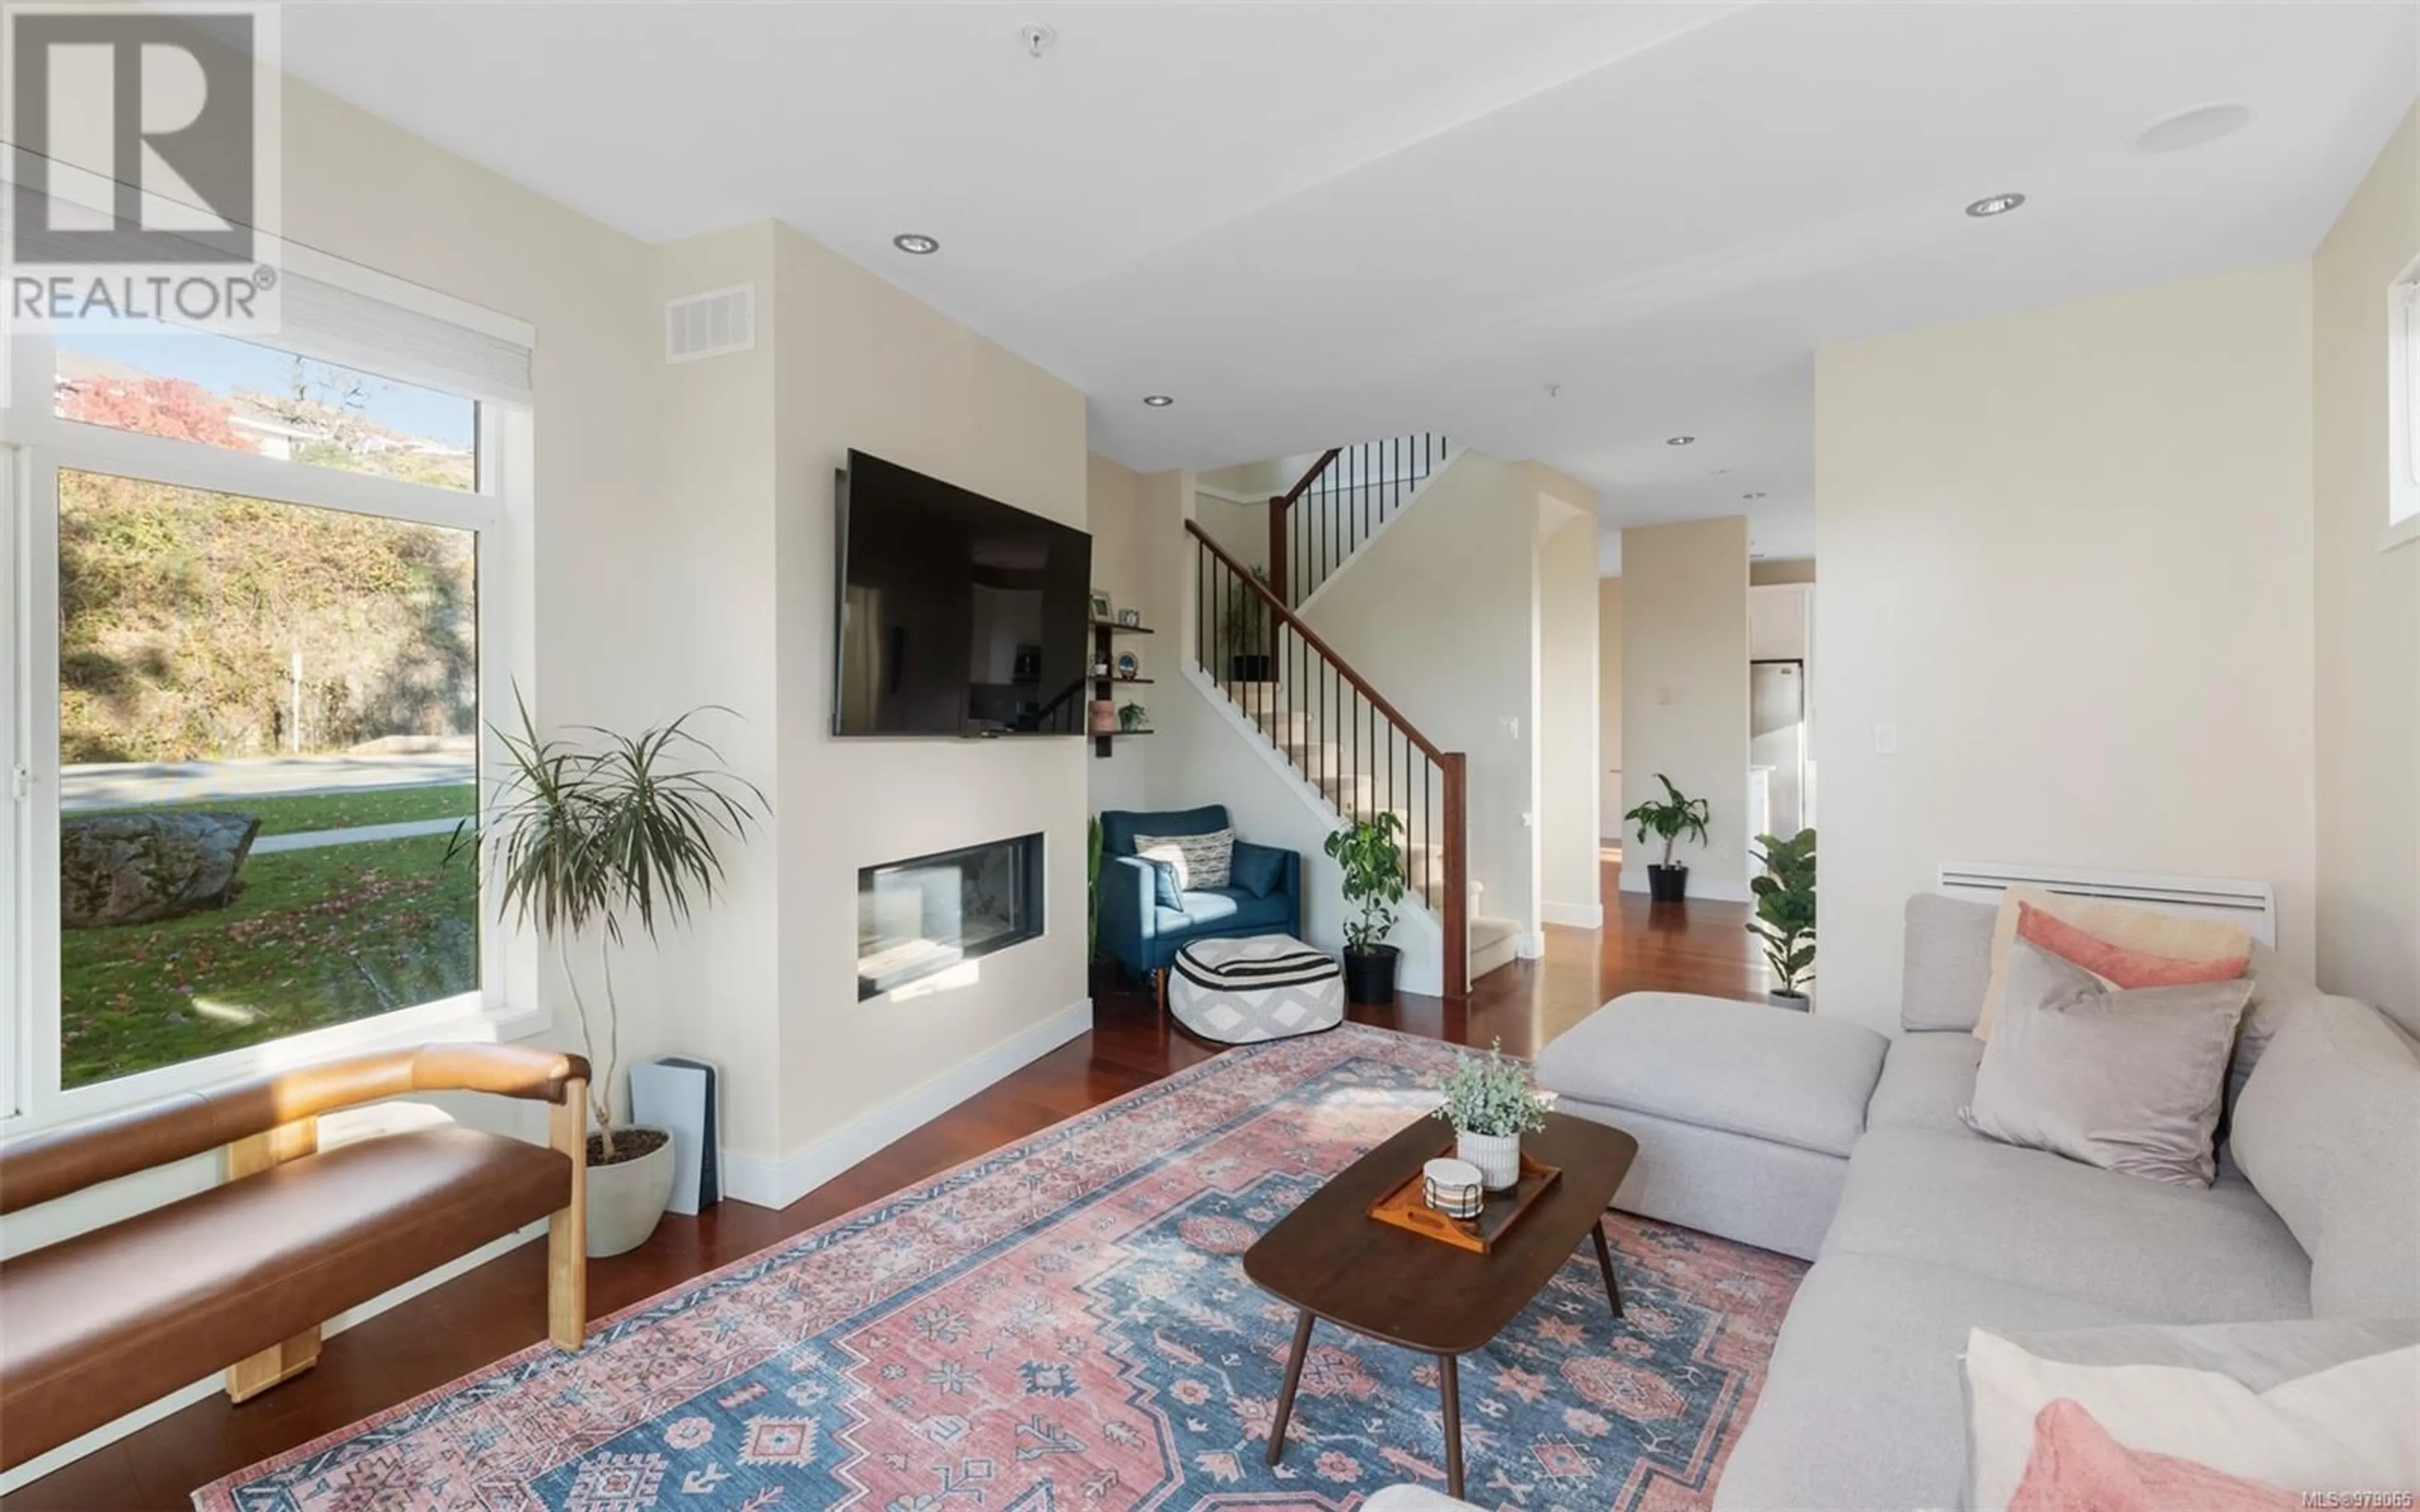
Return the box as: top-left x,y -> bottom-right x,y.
1937,861 -> 2276,947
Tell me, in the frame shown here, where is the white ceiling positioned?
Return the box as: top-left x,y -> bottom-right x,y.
282,1 -> 2419,563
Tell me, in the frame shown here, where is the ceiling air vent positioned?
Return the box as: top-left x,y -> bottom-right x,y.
665,285 -> 755,363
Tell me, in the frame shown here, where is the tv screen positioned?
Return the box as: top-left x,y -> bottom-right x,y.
834,450 -> 1093,738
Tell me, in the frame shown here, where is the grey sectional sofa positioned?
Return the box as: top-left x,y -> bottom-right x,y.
1525,893 -> 2420,1511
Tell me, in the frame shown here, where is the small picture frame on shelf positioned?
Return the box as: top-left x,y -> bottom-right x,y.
1089,590 -> 1114,622
1115,651 -> 1141,680
1115,608 -> 1142,627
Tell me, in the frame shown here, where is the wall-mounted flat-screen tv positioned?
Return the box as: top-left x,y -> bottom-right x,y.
833,450 -> 1092,738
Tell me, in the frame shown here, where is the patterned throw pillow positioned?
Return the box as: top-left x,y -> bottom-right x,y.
1132,828 -> 1235,891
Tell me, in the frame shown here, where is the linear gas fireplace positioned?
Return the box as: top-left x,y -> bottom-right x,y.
857,832 -> 1046,1000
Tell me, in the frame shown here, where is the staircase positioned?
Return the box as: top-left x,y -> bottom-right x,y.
1267,433 -> 1451,609
1188,437 -> 1516,995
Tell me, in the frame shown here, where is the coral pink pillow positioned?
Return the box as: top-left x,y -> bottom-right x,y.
2017,902 -> 2249,990
2008,1399 -> 2300,1511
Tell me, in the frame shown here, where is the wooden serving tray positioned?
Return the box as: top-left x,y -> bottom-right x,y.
1367,1137 -> 1563,1254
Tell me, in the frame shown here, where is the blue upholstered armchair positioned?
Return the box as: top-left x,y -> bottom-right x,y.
1095,806 -> 1303,976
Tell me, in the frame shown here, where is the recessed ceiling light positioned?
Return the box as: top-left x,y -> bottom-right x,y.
1964,193 -> 2026,219
2136,102 -> 2253,155
892,232 -> 940,255
1666,435 -> 1696,447
1142,394 -> 1175,408
1743,491 -> 1766,500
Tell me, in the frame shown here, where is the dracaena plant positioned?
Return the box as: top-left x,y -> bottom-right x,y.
1623,773 -> 1711,868
452,690 -> 765,1158
1748,827 -> 1818,996
1322,811 -> 1407,954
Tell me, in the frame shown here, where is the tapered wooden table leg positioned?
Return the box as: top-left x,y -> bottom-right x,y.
1591,1220 -> 1624,1319
1438,1351 -> 1465,1499
1267,1309 -> 1313,1465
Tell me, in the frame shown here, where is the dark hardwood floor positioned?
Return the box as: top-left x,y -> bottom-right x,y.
8,861 -> 1765,1510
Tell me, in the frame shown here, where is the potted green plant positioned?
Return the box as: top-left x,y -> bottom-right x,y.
1749,827 -> 1817,1011
1322,811 -> 1406,1003
1224,565 -> 1274,683
457,692 -> 764,1257
1432,1038 -> 1552,1191
1117,701 -> 1149,733
1623,774 -> 1710,903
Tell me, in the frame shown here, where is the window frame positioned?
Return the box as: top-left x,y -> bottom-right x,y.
0,314 -> 539,1134
2389,261 -> 2420,553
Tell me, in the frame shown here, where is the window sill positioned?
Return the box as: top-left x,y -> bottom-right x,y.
2382,515 -> 2420,554
0,999 -> 553,1145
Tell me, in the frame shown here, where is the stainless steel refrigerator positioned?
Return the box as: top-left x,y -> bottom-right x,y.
1750,660 -> 1807,837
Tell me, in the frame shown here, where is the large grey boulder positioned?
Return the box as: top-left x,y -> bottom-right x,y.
60,811 -> 261,928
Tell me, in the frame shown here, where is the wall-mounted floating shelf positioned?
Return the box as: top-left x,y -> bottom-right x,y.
1091,621 -> 1154,757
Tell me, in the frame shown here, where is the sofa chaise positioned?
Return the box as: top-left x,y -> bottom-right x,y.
1513,893 -> 2420,1510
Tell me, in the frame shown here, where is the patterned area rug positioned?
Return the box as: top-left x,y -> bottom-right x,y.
196,1024 -> 1805,1512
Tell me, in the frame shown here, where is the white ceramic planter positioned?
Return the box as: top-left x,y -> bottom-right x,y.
585,1126 -> 676,1258
1455,1128 -> 1523,1192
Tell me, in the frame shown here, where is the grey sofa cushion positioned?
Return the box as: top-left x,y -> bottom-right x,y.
2230,995 -> 2420,1318
1963,942 -> 2252,1187
1901,893 -> 1997,1032
1823,1126 -> 2310,1323
1566,1097 -> 1848,1262
1536,992 -> 1887,1158
1712,1252 -> 2139,1512
1864,1031 -> 1984,1137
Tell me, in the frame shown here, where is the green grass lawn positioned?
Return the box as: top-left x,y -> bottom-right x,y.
60,831 -> 478,1087
86,781 -> 476,837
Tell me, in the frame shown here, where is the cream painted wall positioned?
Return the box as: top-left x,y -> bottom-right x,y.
1301,453 -> 1542,936
768,222 -> 1090,1172
2314,105 -> 2420,1029
1087,453 -> 1156,815
1538,511 -> 1602,925
1815,263 -> 2318,1033
1620,518 -> 1751,902
1599,577 -> 1625,836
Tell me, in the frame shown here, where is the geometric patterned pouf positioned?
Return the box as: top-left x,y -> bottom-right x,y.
1168,932 -> 1345,1044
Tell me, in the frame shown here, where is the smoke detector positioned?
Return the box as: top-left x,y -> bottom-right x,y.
1020,23 -> 1057,58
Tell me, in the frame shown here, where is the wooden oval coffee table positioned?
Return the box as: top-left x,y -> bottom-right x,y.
1242,1109 -> 1639,1500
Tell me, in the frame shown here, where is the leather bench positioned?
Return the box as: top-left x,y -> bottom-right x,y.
0,1042 -> 591,1472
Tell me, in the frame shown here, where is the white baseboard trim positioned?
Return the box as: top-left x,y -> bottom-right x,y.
1614,873 -> 1753,905
720,999 -> 1093,1212
0,1220 -> 546,1495
1540,902 -> 1603,929
1516,931 -> 1547,959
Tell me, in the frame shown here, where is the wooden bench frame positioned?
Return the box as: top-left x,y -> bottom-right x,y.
0,1042 -> 590,1461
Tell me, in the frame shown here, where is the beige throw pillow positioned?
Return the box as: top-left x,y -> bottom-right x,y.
1974,887 -> 2251,1040
1962,942 -> 2252,1186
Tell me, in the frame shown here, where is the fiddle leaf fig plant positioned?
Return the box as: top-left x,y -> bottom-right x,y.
1748,827 -> 1818,997
1322,811 -> 1407,955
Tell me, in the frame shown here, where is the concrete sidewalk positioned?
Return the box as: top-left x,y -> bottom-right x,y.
249,818 -> 468,855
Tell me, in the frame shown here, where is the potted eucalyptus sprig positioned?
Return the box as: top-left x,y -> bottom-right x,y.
1323,811 -> 1407,1003
1433,1038 -> 1552,1191
1749,827 -> 1817,1011
1623,773 -> 1711,903
456,691 -> 765,1257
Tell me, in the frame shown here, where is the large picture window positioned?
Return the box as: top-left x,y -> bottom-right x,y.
3,265 -> 533,1126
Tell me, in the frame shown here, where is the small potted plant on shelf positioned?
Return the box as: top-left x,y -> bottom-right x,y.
1117,701 -> 1149,733
457,692 -> 764,1258
1749,827 -> 1817,1011
1433,1039 -> 1552,1191
1623,773 -> 1711,903
1323,812 -> 1407,1002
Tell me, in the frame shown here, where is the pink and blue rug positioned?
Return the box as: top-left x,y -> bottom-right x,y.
196,1024 -> 1804,1512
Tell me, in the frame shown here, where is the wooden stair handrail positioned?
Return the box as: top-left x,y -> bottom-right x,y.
1278,447 -> 1344,507
1185,519 -> 1451,766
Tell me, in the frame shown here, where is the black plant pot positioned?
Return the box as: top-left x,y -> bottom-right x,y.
1229,654 -> 1272,683
1340,945 -> 1400,1005
1646,864 -> 1690,903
